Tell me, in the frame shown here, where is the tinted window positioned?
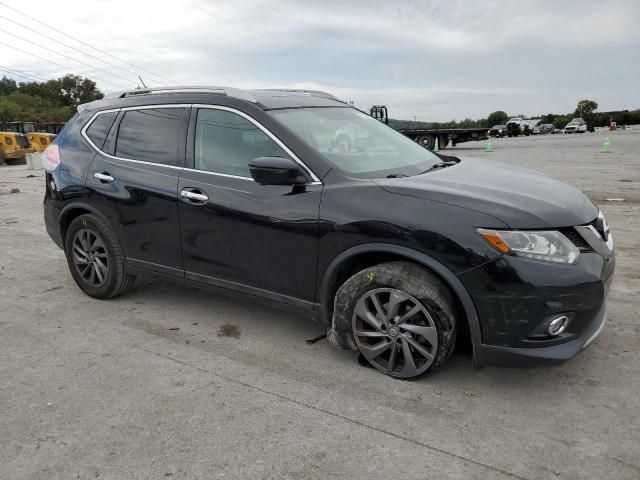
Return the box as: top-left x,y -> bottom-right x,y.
115,108 -> 187,165
195,109 -> 290,177
86,111 -> 118,149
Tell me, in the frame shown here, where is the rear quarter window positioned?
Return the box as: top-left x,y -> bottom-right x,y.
85,111 -> 118,149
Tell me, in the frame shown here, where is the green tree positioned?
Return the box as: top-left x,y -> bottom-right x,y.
0,76 -> 18,96
0,96 -> 19,121
0,73 -> 104,123
19,74 -> 103,107
487,110 -> 508,126
574,99 -> 598,122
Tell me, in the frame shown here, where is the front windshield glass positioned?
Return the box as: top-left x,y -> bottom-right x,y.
270,107 -> 440,178
24,123 -> 35,133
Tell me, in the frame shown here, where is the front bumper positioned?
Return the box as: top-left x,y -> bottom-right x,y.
473,303 -> 607,367
459,249 -> 615,367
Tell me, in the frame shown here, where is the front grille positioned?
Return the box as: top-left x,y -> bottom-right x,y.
559,227 -> 593,252
15,134 -> 29,148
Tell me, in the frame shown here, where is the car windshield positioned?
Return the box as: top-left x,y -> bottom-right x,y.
24,123 -> 35,133
269,107 -> 441,178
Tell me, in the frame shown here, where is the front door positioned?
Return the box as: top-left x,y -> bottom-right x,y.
178,106 -> 322,307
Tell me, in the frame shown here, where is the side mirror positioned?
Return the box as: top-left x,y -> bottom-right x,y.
248,156 -> 306,186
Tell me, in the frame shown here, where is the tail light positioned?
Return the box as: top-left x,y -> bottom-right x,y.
41,144 -> 60,172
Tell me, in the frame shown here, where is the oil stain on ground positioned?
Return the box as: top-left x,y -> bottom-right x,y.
216,323 -> 241,339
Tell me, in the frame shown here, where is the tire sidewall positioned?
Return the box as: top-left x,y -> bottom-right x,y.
332,262 -> 457,376
64,214 -> 122,298
418,135 -> 435,150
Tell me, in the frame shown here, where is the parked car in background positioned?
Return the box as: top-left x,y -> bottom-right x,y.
532,126 -> 541,135
539,124 -> 554,134
564,118 -> 587,134
489,124 -> 508,137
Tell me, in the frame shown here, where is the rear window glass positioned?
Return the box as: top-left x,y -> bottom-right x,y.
115,108 -> 187,165
86,111 -> 118,149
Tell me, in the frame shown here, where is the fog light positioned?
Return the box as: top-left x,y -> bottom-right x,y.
548,315 -> 569,336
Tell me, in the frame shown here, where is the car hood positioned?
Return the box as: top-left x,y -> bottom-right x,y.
375,157 -> 598,229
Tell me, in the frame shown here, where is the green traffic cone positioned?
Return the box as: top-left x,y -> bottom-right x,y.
485,137 -> 494,152
433,137 -> 439,152
602,136 -> 611,153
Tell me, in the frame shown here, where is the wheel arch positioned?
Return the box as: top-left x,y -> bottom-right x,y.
59,203 -> 122,252
318,243 -> 482,345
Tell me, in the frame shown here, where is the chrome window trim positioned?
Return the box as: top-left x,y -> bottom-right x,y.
81,103 -> 323,184
193,104 -> 322,183
185,168 -> 253,182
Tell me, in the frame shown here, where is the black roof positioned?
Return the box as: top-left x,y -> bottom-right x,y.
81,86 -> 348,112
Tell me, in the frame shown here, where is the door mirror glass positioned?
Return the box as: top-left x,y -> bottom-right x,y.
249,157 -> 306,185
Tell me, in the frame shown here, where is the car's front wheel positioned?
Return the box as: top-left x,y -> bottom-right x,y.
332,261 -> 457,380
64,214 -> 135,299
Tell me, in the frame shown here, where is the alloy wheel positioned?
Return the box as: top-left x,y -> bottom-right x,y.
352,288 -> 439,378
72,228 -> 109,287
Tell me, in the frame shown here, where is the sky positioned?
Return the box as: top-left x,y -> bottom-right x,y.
2,0 -> 639,121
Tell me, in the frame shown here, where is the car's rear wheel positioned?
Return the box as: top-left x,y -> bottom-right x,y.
64,214 -> 135,299
332,261 -> 457,380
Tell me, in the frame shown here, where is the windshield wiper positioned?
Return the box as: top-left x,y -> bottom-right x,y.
386,173 -> 409,178
420,161 -> 457,174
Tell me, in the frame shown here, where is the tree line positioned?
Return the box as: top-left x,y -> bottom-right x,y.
389,99 -> 640,130
1,76 -> 638,131
0,74 -> 104,123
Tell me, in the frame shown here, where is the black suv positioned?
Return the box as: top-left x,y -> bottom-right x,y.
42,87 -> 615,379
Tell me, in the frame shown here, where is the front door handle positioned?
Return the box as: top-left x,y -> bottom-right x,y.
94,172 -> 114,183
180,188 -> 209,204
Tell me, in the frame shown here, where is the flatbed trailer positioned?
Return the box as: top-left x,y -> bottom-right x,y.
370,105 -> 490,150
396,126 -> 490,150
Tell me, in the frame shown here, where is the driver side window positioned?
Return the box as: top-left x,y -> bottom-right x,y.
195,109 -> 290,177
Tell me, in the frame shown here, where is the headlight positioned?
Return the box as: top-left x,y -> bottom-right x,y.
478,229 -> 580,264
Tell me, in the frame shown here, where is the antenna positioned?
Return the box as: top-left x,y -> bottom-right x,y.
138,76 -> 147,88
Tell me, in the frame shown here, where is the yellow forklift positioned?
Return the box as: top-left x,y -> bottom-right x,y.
0,122 -> 35,165
6,121 -> 56,153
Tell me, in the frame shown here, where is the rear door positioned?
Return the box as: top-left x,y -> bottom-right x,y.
85,105 -> 189,276
177,106 -> 322,307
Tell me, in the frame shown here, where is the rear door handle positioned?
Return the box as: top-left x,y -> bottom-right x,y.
94,172 -> 114,183
180,188 -> 209,204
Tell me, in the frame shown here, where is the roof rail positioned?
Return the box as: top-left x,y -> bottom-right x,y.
256,88 -> 343,102
103,86 -> 257,103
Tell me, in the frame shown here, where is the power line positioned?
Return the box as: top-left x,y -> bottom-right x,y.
0,15 -> 163,86
0,65 -> 47,82
0,39 -> 130,89
0,1 -> 178,85
0,28 -> 139,86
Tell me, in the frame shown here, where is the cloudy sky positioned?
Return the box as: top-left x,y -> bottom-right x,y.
2,0 -> 639,121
